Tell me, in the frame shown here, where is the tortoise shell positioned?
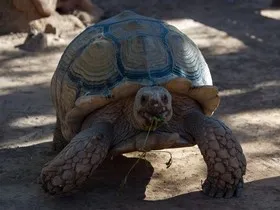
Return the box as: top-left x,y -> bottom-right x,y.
51,10 -> 220,140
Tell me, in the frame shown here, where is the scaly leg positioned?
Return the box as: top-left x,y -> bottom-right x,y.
41,122 -> 113,195
184,111 -> 246,198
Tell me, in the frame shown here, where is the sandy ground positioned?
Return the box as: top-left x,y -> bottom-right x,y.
0,0 -> 280,209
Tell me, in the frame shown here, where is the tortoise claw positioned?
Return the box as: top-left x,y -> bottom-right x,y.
202,177 -> 244,198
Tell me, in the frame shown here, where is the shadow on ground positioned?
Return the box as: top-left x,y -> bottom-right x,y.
0,142 -> 279,210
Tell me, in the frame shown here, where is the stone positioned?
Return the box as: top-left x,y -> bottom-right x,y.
44,23 -> 56,34
17,32 -> 48,52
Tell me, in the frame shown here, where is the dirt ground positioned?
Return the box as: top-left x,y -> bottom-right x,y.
0,0 -> 280,209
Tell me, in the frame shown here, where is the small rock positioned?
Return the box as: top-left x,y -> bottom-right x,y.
45,23 -> 56,34
17,33 -> 48,52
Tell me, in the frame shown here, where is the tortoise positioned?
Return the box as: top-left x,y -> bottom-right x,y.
41,10 -> 246,198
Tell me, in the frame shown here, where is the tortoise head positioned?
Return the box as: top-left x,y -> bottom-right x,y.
133,86 -> 173,130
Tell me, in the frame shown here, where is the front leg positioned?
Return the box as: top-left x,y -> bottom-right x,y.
184,111 -> 246,198
41,122 -> 113,195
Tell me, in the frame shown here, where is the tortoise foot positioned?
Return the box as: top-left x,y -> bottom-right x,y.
202,176 -> 244,198
41,124 -> 112,194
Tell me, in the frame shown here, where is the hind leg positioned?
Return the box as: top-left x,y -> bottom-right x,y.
52,117 -> 68,152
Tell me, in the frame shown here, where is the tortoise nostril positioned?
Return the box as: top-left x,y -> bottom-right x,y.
149,98 -> 159,106
161,94 -> 168,104
141,95 -> 149,105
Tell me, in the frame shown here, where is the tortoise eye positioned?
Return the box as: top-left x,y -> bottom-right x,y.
140,95 -> 149,105
161,94 -> 168,104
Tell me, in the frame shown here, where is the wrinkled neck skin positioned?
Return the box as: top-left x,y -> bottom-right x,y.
82,93 -> 203,148
81,96 -> 140,129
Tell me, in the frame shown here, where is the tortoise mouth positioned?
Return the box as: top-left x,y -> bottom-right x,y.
137,109 -> 172,129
